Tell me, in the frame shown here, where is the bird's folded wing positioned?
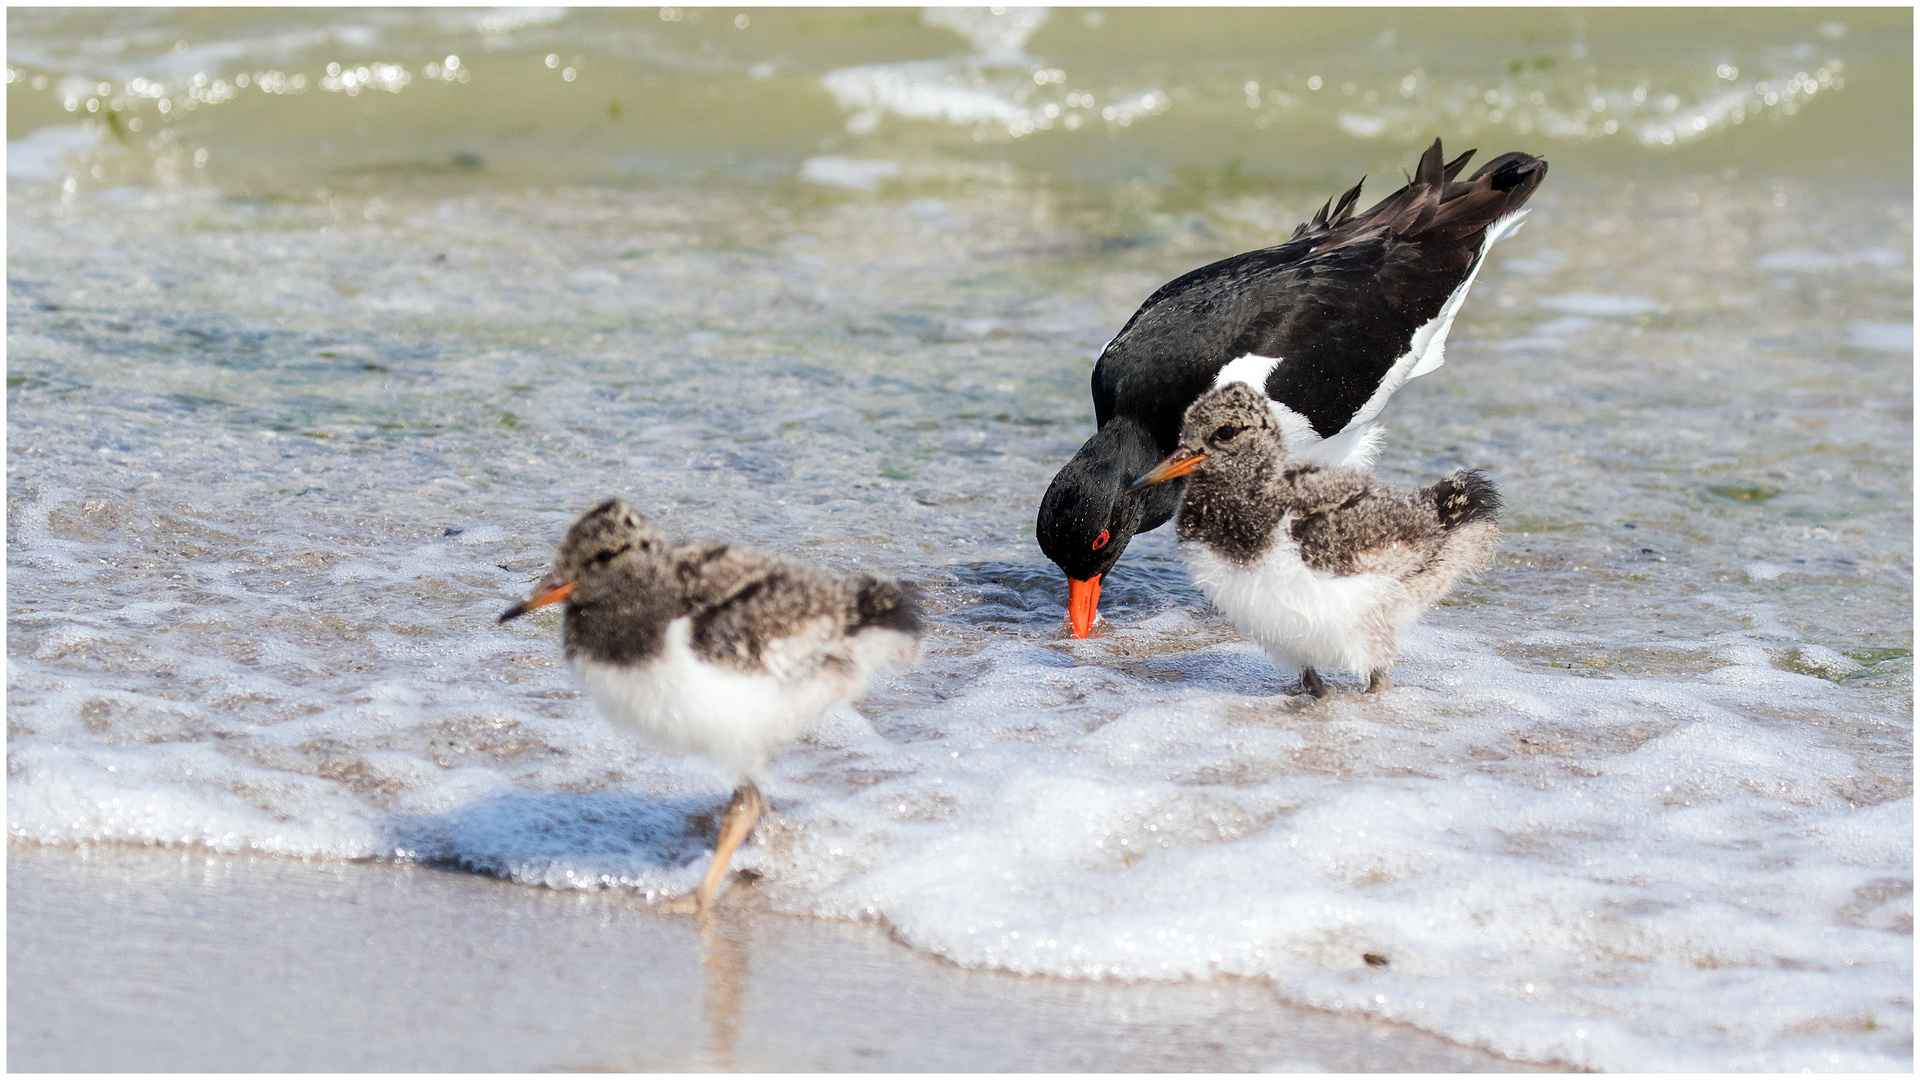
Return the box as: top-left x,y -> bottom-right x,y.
683,557 -> 846,677
674,543 -> 777,609
1283,467 -> 1376,519
1094,141 -> 1544,446
1287,480 -> 1442,577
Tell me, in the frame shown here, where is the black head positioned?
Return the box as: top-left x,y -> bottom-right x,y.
1036,418 -> 1175,637
1037,455 -> 1140,584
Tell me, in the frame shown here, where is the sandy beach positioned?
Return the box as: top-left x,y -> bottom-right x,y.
9,843 -> 1549,1071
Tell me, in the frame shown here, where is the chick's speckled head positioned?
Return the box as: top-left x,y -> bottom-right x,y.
1127,381 -> 1284,495
556,499 -> 665,580
1178,381 -> 1284,461
499,499 -> 667,622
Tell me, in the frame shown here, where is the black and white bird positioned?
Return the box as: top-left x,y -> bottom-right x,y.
1131,382 -> 1501,698
500,499 -> 923,912
1038,138 -> 1544,637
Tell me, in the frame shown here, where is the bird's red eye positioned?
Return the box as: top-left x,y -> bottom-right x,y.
1091,529 -> 1109,551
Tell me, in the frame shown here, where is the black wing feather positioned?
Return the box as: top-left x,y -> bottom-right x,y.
1090,139 -> 1547,450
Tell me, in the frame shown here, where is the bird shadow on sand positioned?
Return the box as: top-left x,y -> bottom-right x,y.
390,788 -> 728,887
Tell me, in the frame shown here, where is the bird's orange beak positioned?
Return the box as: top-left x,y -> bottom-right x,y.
500,577 -> 577,623
1127,448 -> 1205,492
1066,574 -> 1102,638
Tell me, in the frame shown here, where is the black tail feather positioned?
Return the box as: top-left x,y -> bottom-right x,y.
1442,147 -> 1477,183
1414,137 -> 1445,186
1463,151 -> 1548,208
1429,470 -> 1501,528
1332,139 -> 1546,244
1470,150 -> 1541,187
1329,177 -> 1365,226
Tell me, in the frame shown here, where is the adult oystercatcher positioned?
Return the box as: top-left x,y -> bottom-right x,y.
1037,138 -> 1544,637
501,499 -> 923,912
1130,381 -> 1501,697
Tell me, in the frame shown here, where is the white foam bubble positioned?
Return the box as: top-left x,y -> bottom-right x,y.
450,525 -> 507,544
823,61 -> 1034,131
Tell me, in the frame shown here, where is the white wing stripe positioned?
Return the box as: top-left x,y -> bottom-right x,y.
1333,208 -> 1530,444
1213,352 -> 1285,392
1208,208 -> 1530,474
1406,208 -> 1529,380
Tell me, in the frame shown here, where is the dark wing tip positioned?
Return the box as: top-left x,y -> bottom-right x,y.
1442,147 -> 1477,183
1330,177 -> 1366,226
1469,150 -> 1548,191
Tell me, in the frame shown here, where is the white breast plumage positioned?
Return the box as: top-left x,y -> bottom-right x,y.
573,618 -> 832,778
1180,521 -> 1419,676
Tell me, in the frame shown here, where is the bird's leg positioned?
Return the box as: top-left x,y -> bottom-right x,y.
1366,669 -> 1394,694
695,782 -> 764,910
1293,666 -> 1329,699
671,782 -> 765,914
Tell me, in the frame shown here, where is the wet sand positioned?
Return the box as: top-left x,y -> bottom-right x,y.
9,843 -> 1554,1072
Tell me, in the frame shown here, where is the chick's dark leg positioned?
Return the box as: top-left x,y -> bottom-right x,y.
1296,666 -> 1329,699
674,782 -> 765,914
1367,669 -> 1393,693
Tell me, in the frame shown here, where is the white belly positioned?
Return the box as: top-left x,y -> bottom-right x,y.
568,611 -> 913,776
1182,527 -> 1417,676
572,617 -> 847,779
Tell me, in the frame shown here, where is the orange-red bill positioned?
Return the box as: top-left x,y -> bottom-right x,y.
1067,574 -> 1102,639
1127,449 -> 1205,492
499,579 -> 577,623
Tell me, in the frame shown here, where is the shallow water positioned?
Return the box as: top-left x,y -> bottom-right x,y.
7,7 -> 1912,1073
